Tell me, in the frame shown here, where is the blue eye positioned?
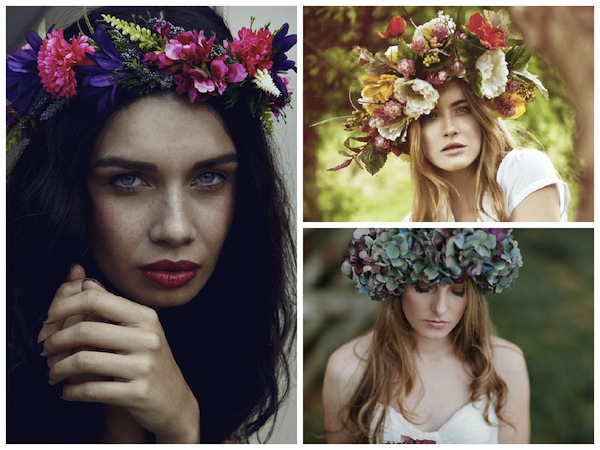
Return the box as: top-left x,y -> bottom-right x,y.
118,175 -> 138,186
111,174 -> 145,190
194,171 -> 227,188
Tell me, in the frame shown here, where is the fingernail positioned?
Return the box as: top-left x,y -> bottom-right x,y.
83,278 -> 99,285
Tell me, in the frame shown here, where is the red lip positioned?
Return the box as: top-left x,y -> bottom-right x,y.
441,142 -> 466,152
140,260 -> 200,288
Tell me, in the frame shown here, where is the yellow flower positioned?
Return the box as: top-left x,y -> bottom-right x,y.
360,74 -> 398,114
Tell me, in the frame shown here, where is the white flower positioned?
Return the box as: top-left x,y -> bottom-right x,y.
476,49 -> 508,99
252,68 -> 280,97
385,45 -> 399,63
377,116 -> 410,141
413,10 -> 456,44
393,78 -> 439,119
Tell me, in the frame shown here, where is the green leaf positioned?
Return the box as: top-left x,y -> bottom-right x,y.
361,145 -> 387,175
505,45 -> 532,72
466,70 -> 482,97
37,18 -> 47,38
396,39 -> 415,61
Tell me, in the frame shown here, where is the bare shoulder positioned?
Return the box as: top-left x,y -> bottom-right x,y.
490,335 -> 527,376
325,331 -> 373,387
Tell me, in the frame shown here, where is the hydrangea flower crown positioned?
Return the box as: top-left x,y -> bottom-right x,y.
341,228 -> 523,300
332,9 -> 548,174
6,10 -> 297,150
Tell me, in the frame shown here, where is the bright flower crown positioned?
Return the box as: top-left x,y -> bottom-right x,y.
332,9 -> 548,174
6,11 -> 297,150
341,228 -> 523,300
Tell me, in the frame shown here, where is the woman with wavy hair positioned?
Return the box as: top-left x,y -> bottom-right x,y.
323,229 -> 529,443
334,9 -> 569,221
7,6 -> 296,443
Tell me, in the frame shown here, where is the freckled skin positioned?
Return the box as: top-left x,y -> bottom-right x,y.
88,96 -> 237,309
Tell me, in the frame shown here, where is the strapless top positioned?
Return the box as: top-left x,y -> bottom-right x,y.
370,398 -> 499,444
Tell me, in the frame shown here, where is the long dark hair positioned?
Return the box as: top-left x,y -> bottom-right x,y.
7,6 -> 295,443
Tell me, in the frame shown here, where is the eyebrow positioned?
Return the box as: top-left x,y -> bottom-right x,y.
91,153 -> 238,171
430,99 -> 468,112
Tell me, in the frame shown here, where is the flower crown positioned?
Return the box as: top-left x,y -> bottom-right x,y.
332,9 -> 548,174
7,11 -> 297,150
341,228 -> 523,300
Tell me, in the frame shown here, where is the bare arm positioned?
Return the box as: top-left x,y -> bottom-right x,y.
510,184 -> 561,221
492,337 -> 530,444
322,335 -> 370,443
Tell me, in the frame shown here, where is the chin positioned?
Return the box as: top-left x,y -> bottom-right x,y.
124,285 -> 201,309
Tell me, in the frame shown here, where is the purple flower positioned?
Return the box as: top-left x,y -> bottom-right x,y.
270,23 -> 296,97
77,25 -> 124,114
7,31 -> 44,115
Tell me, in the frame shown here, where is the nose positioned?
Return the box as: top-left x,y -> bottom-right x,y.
442,114 -> 458,137
149,189 -> 196,246
431,286 -> 450,315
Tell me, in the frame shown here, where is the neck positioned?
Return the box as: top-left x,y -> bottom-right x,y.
414,335 -> 454,362
441,165 -> 478,221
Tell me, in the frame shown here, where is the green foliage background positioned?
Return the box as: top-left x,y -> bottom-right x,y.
303,228 -> 593,443
303,6 -> 580,221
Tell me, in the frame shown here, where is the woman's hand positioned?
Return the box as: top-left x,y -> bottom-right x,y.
38,266 -> 200,443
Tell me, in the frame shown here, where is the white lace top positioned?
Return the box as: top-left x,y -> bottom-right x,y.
370,398 -> 499,444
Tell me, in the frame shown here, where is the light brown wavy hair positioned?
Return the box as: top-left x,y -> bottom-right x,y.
408,79 -> 516,221
344,281 -> 508,443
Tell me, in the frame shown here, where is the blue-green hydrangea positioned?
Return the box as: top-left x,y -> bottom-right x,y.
341,228 -> 523,300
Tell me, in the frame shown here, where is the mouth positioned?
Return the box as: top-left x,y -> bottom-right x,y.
140,260 -> 200,288
441,142 -> 466,153
425,320 -> 449,329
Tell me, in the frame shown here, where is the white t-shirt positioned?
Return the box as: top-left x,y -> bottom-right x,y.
403,148 -> 570,222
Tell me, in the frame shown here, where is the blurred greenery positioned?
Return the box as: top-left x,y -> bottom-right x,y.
303,228 -> 593,443
303,6 -> 581,221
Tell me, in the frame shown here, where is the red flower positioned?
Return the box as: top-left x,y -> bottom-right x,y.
230,27 -> 274,77
37,29 -> 95,99
465,12 -> 506,50
378,16 -> 407,39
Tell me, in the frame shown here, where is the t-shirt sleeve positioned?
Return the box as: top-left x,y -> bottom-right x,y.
497,148 -> 569,217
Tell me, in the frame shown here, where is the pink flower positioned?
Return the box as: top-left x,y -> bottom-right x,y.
426,70 -> 448,86
174,59 -> 248,102
383,100 -> 403,118
165,31 -> 215,66
431,23 -> 449,41
397,59 -> 415,78
37,29 -> 95,99
230,27 -> 274,76
410,36 -> 426,54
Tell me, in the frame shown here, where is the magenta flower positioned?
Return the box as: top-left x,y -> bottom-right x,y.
37,29 -> 95,99
230,27 -> 274,77
175,60 -> 247,102
165,30 -> 215,67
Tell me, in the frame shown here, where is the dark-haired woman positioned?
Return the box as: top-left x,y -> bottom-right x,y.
7,6 -> 296,443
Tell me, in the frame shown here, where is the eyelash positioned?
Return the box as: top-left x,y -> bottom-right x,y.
422,106 -> 470,121
414,283 -> 465,297
109,171 -> 230,193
